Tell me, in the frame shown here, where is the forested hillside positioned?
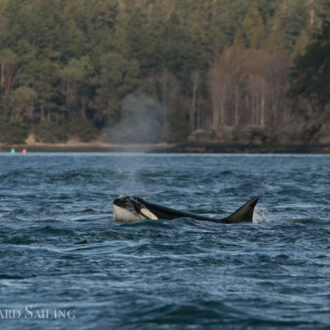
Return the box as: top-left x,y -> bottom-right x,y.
0,0 -> 329,145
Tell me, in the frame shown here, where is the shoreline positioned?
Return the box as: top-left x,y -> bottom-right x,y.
1,142 -> 330,153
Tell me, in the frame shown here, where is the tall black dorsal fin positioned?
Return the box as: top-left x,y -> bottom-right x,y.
222,198 -> 259,224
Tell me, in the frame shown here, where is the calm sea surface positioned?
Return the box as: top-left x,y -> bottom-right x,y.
0,153 -> 329,329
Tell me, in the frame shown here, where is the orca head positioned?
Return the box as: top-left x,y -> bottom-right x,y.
113,195 -> 141,211
113,196 -> 158,222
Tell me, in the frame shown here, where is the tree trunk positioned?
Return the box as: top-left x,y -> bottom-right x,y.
310,0 -> 314,26
234,85 -> 239,127
1,63 -> 4,94
190,71 -> 199,132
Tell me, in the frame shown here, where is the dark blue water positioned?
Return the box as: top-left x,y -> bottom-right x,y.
0,153 -> 329,329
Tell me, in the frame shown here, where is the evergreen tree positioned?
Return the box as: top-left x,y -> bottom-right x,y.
275,0 -> 309,52
0,0 -> 330,143
290,20 -> 330,111
93,52 -> 140,125
242,1 -> 266,49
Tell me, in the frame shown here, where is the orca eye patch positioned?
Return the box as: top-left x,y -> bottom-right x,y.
113,197 -> 130,208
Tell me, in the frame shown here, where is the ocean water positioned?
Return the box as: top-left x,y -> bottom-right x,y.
0,153 -> 329,329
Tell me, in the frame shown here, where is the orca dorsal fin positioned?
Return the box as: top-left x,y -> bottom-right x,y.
222,198 -> 259,224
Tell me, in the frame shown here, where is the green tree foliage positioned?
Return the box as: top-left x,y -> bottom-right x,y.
274,0 -> 309,52
93,52 -> 140,125
290,20 -> 330,111
0,0 -> 329,144
242,1 -> 266,48
10,86 -> 37,122
60,56 -> 93,118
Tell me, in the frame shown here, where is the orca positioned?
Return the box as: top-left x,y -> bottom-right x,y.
113,196 -> 259,224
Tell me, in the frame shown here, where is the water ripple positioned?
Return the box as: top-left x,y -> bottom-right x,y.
0,153 -> 329,329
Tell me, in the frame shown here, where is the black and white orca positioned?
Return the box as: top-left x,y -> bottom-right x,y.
113,196 -> 259,224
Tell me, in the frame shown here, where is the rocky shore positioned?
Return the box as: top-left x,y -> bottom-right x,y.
1,141 -> 329,153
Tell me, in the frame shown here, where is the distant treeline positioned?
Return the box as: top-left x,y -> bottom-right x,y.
0,0 -> 329,144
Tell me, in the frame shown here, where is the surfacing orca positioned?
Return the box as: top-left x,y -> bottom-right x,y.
113,196 -> 259,224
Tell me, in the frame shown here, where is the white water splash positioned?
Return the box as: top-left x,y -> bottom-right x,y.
253,206 -> 271,223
